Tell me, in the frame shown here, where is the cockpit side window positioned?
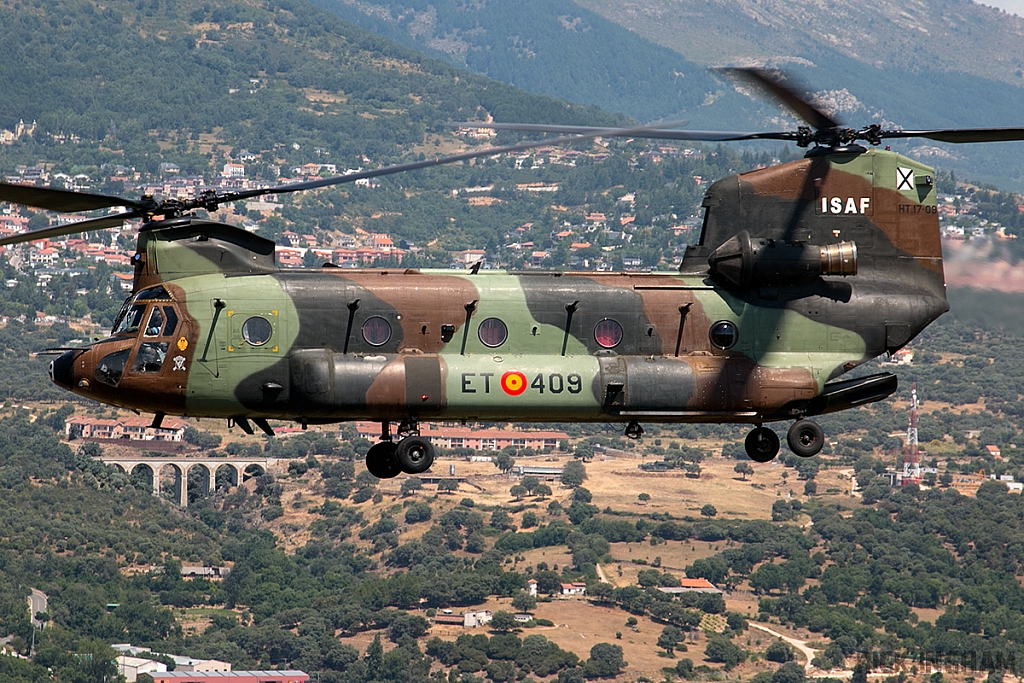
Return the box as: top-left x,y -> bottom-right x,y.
131,342 -> 169,373
144,308 -> 165,337
162,306 -> 179,337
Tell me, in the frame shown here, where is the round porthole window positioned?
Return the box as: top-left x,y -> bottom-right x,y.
709,320 -> 738,350
478,317 -> 508,348
242,316 -> 273,346
594,319 -> 623,349
362,316 -> 392,346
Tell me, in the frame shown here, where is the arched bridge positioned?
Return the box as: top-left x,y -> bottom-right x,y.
99,457 -> 276,507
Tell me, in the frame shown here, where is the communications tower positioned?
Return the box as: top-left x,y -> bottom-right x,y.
901,383 -> 922,485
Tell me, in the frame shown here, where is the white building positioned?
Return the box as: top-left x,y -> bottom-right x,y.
117,655 -> 167,682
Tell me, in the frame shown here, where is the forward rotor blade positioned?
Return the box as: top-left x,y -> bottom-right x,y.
454,121 -> 796,143
0,211 -> 140,247
880,128 -> 1024,144
720,67 -> 841,131
217,120 -> 714,203
0,181 -> 148,213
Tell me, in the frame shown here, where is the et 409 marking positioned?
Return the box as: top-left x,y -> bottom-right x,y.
461,371 -> 582,396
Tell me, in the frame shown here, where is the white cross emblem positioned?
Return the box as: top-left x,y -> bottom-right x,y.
897,167 -> 914,191
172,355 -> 186,371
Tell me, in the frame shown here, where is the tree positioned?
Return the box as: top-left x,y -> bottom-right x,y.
491,508 -> 514,530
657,625 -> 683,655
562,461 -> 588,488
575,442 -> 594,461
765,640 -> 794,663
704,637 -> 744,669
700,504 -> 717,518
772,662 -> 806,683
400,477 -> 423,495
584,643 -> 626,678
494,451 -> 516,474
490,610 -> 517,632
734,462 -> 754,480
572,487 -> 592,503
512,592 -> 537,612
438,479 -> 460,494
510,484 -> 528,501
404,501 -> 433,524
674,658 -> 695,679
534,483 -> 552,499
637,492 -> 650,504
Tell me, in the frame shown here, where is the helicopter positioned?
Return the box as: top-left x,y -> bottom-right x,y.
2,68 -> 1023,478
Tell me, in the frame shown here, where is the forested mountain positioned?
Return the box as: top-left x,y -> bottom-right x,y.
318,0 -> 1024,188
308,0 -> 719,123
0,0 -> 623,176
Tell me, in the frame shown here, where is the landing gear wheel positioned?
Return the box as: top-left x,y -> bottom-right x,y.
395,436 -> 435,474
745,426 -> 781,463
365,441 -> 401,479
787,419 -> 824,457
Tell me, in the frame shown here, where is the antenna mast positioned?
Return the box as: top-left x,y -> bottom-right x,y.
902,382 -> 921,485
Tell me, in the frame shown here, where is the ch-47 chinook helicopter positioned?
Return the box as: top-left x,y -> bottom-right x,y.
2,68 -> 1024,478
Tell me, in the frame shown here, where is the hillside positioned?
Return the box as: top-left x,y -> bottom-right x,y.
308,0 -> 719,123
576,0 -> 1024,87
322,0 -> 1024,188
0,0 -> 623,176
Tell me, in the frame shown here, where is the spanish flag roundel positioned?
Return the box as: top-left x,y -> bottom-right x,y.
500,371 -> 528,396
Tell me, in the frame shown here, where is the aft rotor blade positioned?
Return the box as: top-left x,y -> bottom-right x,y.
217,121 -> 714,203
880,127 -> 1024,144
0,210 -> 140,247
0,181 -> 148,213
721,67 -> 841,131
454,121 -> 797,142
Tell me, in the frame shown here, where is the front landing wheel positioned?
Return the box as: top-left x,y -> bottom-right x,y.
745,426 -> 781,463
395,436 -> 435,474
366,441 -> 401,479
787,419 -> 824,457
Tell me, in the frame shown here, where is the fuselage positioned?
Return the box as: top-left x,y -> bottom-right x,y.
49,147 -> 950,426
51,266 -> 943,424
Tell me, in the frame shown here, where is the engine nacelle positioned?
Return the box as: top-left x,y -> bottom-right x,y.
708,230 -> 857,289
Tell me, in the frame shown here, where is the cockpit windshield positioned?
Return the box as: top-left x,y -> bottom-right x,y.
112,305 -> 147,335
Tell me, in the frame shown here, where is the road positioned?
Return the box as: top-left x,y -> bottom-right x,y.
749,622 -> 819,671
28,589 -> 47,629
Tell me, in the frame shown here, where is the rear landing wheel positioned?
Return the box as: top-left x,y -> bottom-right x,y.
787,419 -> 824,457
365,441 -> 401,479
745,426 -> 780,463
395,436 -> 435,474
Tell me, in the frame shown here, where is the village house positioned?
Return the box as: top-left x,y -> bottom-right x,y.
65,416 -> 187,442
560,582 -> 587,596
657,578 -> 723,595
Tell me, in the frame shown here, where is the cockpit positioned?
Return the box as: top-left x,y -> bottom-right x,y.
63,285 -> 188,392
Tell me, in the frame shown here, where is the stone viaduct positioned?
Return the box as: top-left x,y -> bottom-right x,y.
99,456 -> 276,507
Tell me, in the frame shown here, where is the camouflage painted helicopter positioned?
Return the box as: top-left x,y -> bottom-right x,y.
3,69 -> 1023,477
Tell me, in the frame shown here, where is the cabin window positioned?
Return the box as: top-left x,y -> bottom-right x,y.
95,349 -> 131,386
594,319 -> 623,349
362,316 -> 392,346
478,317 -> 508,348
131,342 -> 169,373
242,316 -> 273,346
709,320 -> 738,350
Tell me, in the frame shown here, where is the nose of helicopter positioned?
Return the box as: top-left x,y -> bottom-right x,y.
50,350 -> 78,389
